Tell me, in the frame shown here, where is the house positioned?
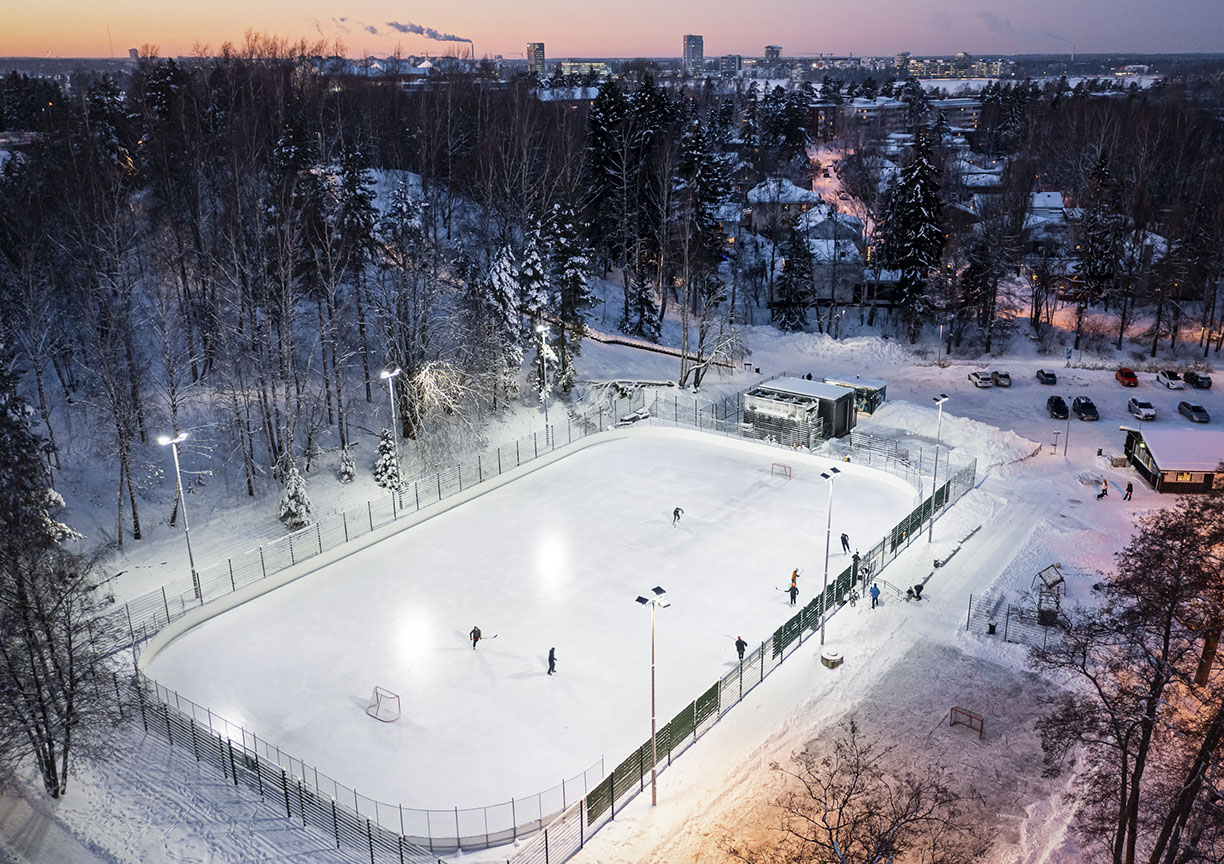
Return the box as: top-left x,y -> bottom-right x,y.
821,375 -> 887,414
745,178 -> 823,232
1121,427 -> 1224,493
840,98 -> 909,135
808,238 -> 864,304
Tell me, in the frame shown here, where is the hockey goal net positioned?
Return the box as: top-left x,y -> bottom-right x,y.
949,705 -> 983,739
771,462 -> 793,480
366,686 -> 401,723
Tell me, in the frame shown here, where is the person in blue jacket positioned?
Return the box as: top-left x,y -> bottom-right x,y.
869,583 -> 881,609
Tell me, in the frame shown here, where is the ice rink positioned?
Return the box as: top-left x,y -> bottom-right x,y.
141,429 -> 918,810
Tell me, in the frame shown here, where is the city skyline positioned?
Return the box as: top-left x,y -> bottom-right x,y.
5,0 -> 1224,59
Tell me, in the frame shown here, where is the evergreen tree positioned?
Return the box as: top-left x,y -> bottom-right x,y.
517,221 -> 550,328
1073,154 -> 1120,350
278,465 -> 312,530
583,78 -> 631,267
546,202 -> 594,392
372,428 -> 401,490
773,224 -> 812,332
879,136 -> 944,342
338,447 -> 355,484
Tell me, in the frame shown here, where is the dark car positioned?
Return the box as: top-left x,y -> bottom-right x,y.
1184,371 -> 1213,390
1116,368 -> 1139,387
1179,401 -> 1211,423
1072,396 -> 1099,421
1046,395 -> 1069,419
1036,369 -> 1057,385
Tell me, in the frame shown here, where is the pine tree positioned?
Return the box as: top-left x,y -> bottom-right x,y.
338,447 -> 355,484
372,428 -> 401,490
547,202 -> 594,392
879,135 -> 944,342
278,465 -> 312,530
1073,154 -> 1120,351
517,221 -> 550,328
774,224 -> 812,332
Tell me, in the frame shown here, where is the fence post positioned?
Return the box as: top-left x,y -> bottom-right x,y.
545,828 -> 550,864
458,463 -> 463,491
368,502 -> 374,532
125,603 -> 136,647
511,797 -> 516,840
136,679 -> 148,731
160,585 -> 171,623
332,800 -> 340,848
498,450 -> 503,474
316,523 -> 323,555
966,595 -> 972,630
367,818 -> 375,864
289,534 -> 295,565
454,807 -> 460,849
343,512 -> 349,543
610,766 -> 616,818
580,796 -> 585,848
534,432 -> 539,459
1003,606 -> 1010,642
415,482 -> 420,510
478,454 -> 483,483
259,546 -> 267,579
392,491 -> 398,521
281,769 -> 291,818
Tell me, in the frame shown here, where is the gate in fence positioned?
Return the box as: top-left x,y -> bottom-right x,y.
965,593 -> 1065,649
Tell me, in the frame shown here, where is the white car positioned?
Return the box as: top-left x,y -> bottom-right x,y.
1127,398 -> 1156,421
968,371 -> 992,388
1157,370 -> 1185,390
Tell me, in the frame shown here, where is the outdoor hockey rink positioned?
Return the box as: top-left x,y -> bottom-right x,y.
141,429 -> 918,810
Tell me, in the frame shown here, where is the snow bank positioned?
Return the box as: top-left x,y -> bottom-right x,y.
870,400 -> 1042,468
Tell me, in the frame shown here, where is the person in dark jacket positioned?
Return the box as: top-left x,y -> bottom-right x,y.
547,647 -> 557,675
788,584 -> 799,605
840,532 -> 851,553
1123,482 -> 1133,500
470,625 -> 481,649
673,506 -> 684,525
735,636 -> 747,661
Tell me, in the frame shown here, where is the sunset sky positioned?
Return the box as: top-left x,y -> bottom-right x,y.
5,0 -> 1223,59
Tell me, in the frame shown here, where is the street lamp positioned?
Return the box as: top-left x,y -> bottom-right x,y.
819,467 -> 840,646
928,394 -> 949,543
380,368 -> 402,478
1064,403 -> 1071,457
157,432 -> 199,600
535,325 -> 550,442
635,586 -> 670,806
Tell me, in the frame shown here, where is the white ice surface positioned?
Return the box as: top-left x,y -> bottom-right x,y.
141,430 -> 917,811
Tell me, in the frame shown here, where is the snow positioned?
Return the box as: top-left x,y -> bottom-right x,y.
139,430 -> 918,812
746,177 -> 822,205
751,376 -> 855,402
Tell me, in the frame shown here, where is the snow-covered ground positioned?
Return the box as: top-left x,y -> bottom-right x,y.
4,301 -> 1220,862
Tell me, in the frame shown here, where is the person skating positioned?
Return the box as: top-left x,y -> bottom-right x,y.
547,647 -> 557,675
840,532 -> 851,554
1096,479 -> 1109,500
673,506 -> 684,526
869,583 -> 880,609
788,584 -> 799,606
1123,482 -> 1133,501
790,568 -> 800,588
735,635 -> 747,661
470,625 -> 482,649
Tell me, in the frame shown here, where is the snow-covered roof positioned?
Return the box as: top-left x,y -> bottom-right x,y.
1134,428 -> 1224,472
807,238 -> 864,264
755,377 -> 855,402
747,177 -> 822,205
1029,192 -> 1064,211
823,374 -> 887,391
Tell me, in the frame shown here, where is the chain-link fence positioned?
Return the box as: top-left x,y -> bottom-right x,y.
508,457 -> 979,864
965,594 -> 1065,649
124,384 -> 976,864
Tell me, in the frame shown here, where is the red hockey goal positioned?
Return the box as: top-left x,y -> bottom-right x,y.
949,706 -> 983,739
771,463 -> 793,480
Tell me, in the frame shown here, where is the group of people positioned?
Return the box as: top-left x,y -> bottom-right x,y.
1097,479 -> 1134,501
469,626 -> 557,675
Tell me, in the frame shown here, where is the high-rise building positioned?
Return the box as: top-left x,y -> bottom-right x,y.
765,45 -> 781,61
683,35 -> 704,74
527,42 -> 546,77
720,54 -> 743,75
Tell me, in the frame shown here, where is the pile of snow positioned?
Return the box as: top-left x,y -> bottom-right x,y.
746,327 -> 919,372
869,401 -> 1042,468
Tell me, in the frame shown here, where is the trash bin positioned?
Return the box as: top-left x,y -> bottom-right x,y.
987,622 -> 997,635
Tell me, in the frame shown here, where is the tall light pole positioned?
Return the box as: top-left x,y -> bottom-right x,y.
535,324 -> 550,443
158,433 -> 199,600
928,394 -> 949,543
380,368 -> 402,477
820,467 -> 840,646
635,586 -> 670,806
1064,403 -> 1071,457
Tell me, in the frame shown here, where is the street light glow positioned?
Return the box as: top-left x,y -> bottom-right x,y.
380,367 -> 402,380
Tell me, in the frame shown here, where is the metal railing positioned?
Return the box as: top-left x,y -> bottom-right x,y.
965,594 -> 1065,649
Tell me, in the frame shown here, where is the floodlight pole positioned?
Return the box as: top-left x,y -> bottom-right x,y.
380,368 -> 402,476
929,394 -> 949,543
820,467 -> 840,645
536,324 -> 550,444
158,433 -> 198,600
636,586 -> 669,805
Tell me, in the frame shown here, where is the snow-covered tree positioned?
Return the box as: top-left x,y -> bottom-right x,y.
372,428 -> 401,490
338,446 -> 355,484
517,221 -> 550,328
879,135 -> 944,342
773,224 -> 812,332
546,202 -> 594,392
278,465 -> 312,530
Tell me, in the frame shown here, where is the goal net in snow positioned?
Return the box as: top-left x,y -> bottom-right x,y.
366,686 -> 401,723
949,705 -> 983,739
771,462 -> 793,480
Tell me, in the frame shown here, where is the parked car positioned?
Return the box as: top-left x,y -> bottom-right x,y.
1072,396 -> 1099,421
991,370 -> 1012,387
1157,370 -> 1185,390
1184,371 -> 1213,390
1116,368 -> 1139,387
1036,369 -> 1058,385
968,371 -> 992,388
1179,401 -> 1211,423
1046,395 -> 1069,419
1127,397 -> 1156,421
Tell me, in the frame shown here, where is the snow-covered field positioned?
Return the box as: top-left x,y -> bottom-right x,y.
141,430 -> 917,810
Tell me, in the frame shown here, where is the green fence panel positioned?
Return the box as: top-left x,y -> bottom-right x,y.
695,682 -> 719,727
771,614 -> 803,658
668,700 -> 695,745
654,722 -> 673,762
935,480 -> 950,510
835,567 -> 851,603
587,774 -> 613,822
612,749 -> 642,801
